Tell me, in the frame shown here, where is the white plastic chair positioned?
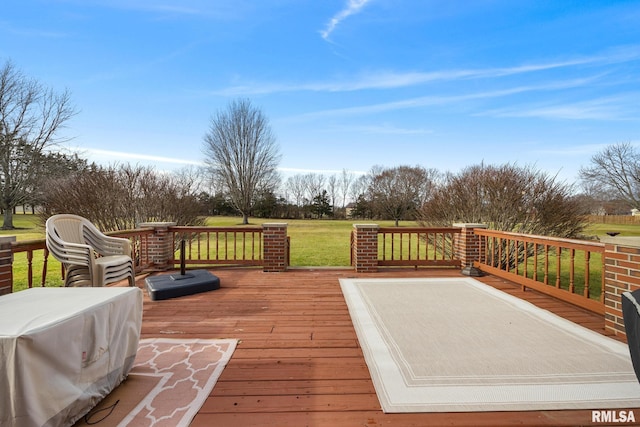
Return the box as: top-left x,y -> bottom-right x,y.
46,214 -> 135,287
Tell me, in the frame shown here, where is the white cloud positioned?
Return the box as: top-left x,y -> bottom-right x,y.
477,95 -> 639,121
287,76 -> 601,120
73,147 -> 204,166
210,46 -> 640,96
326,124 -> 433,135
320,0 -> 372,41
0,21 -> 67,38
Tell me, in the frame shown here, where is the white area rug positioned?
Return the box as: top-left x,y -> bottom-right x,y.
340,277 -> 640,412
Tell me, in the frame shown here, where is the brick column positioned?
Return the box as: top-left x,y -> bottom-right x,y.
453,223 -> 487,276
352,224 -> 379,273
263,223 -> 288,272
601,236 -> 640,339
0,236 -> 15,295
138,222 -> 176,271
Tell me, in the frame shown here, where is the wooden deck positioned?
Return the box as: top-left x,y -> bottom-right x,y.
135,267 -> 632,427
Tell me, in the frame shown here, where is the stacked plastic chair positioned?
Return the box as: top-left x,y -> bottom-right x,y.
45,214 -> 135,287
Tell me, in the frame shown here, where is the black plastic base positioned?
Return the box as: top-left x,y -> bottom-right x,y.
145,269 -> 220,301
461,266 -> 484,277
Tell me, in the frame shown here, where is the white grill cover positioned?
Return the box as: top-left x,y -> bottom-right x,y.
0,287 -> 142,427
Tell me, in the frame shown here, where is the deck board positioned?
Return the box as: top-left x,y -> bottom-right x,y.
133,267 -> 635,426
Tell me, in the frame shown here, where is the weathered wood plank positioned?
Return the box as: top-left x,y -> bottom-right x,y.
212,379 -> 376,396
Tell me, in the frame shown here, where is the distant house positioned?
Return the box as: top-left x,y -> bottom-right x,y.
345,202 -> 356,218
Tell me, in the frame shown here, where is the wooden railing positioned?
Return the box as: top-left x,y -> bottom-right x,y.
473,229 -> 605,314
112,228 -> 155,273
12,240 -> 55,290
169,226 -> 263,267
6,223 -> 608,319
10,228 -> 155,293
378,227 -> 461,268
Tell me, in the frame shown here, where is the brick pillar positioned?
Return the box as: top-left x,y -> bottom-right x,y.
602,236 -> 640,339
453,223 -> 487,276
0,236 -> 15,295
263,223 -> 288,272
352,224 -> 379,273
138,222 -> 176,271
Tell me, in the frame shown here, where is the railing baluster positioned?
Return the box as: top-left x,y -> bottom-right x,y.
207,231 -> 211,261
390,231 -> 395,261
26,250 -> 34,289
556,247 -> 562,289
569,248 -> 575,293
533,243 -> 538,282
584,251 -> 591,299
523,240 -> 528,279
544,244 -> 549,285
226,231 -> 230,260
215,231 -> 220,261
234,231 -> 238,261
41,248 -> 49,287
381,232 -> 386,261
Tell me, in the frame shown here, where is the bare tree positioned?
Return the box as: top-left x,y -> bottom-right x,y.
41,164 -> 205,231
419,163 -> 586,269
420,163 -> 585,236
579,142 -> 640,210
327,174 -> 338,213
349,174 -> 369,205
339,168 -> 354,209
302,173 -> 326,204
203,99 -> 281,224
285,174 -> 306,207
368,165 -> 436,226
0,60 -> 76,228
173,165 -> 208,195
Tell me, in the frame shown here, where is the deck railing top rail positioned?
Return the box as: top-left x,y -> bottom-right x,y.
474,228 -> 605,252
169,225 -> 263,233
378,226 -> 463,233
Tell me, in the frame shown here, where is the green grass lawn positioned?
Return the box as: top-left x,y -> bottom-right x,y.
583,222 -> 640,237
0,214 -> 45,240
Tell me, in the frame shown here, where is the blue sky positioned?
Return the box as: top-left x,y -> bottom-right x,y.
2,0 -> 639,185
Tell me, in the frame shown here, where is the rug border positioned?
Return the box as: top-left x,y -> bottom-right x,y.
339,277 -> 640,413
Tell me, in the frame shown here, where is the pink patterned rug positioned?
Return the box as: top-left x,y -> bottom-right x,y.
74,338 -> 237,427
